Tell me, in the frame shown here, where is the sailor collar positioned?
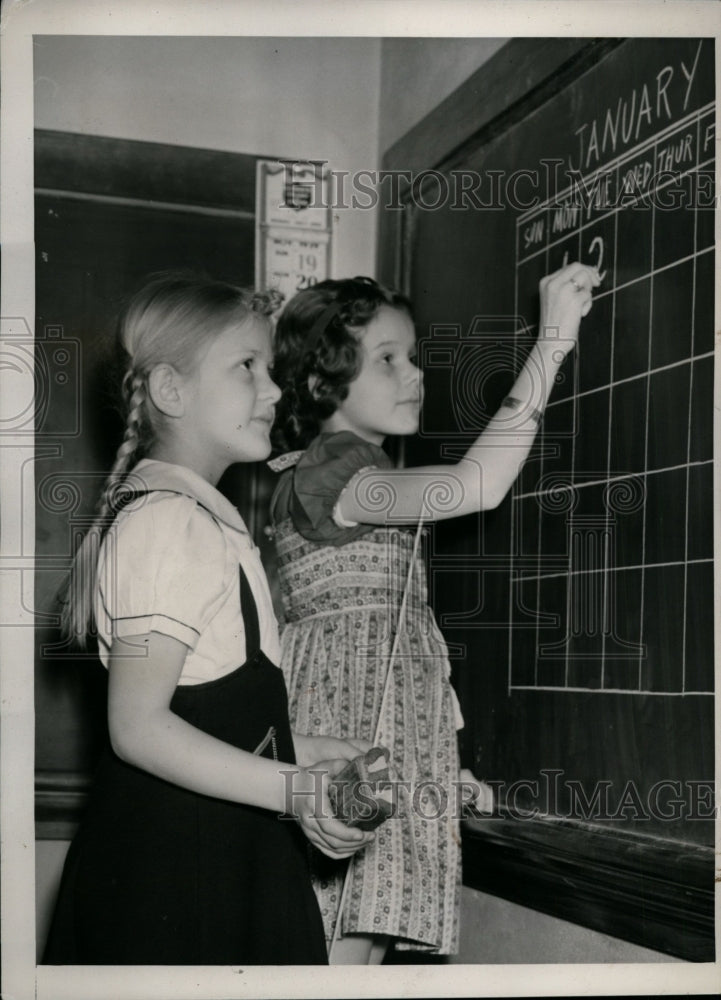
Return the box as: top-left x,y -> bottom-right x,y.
128,459 -> 249,535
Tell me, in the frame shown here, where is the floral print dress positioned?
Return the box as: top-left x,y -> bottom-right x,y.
270,432 -> 462,954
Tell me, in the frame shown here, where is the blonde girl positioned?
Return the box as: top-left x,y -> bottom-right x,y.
43,272 -> 373,966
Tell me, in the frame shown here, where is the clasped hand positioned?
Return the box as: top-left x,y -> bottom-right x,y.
291,733 -> 376,859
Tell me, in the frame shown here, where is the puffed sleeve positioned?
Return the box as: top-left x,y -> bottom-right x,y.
98,494 -> 228,649
289,431 -> 393,545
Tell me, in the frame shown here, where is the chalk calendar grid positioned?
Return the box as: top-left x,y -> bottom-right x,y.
509,102 -> 715,696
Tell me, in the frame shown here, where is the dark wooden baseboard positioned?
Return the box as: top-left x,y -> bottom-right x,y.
37,774 -> 715,962
462,814 -> 715,962
35,771 -> 92,841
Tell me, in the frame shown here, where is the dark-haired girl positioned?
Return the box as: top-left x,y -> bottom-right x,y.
268,264 -> 600,963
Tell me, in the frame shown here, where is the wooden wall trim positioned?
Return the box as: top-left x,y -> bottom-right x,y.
462,816 -> 715,963
35,772 -> 92,841
382,38 -> 621,176
35,129 -> 258,211
378,39 -> 622,289
35,187 -> 255,220
37,777 -> 715,962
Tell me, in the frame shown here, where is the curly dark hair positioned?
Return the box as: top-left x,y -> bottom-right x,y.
272,276 -> 412,452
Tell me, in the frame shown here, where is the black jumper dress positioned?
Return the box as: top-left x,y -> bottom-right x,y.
44,499 -> 328,965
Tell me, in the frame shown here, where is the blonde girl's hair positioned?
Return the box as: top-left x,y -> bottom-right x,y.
61,271 -> 282,645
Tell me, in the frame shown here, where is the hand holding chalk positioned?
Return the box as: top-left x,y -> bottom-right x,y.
538,260 -> 602,355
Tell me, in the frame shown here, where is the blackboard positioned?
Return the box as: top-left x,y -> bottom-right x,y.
33,132 -> 278,831
381,38 -> 715,959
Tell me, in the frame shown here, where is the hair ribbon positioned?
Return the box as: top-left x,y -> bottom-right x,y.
306,301 -> 342,352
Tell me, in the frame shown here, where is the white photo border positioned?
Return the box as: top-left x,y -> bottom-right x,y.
1,2 -> 719,998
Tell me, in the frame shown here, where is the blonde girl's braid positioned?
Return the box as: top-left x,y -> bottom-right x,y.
94,369 -> 148,524
60,269 -> 270,645
60,368 -> 149,644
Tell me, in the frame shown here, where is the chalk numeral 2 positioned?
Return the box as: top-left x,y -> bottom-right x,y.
587,235 -> 607,280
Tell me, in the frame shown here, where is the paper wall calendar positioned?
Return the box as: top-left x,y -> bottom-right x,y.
256,159 -> 332,308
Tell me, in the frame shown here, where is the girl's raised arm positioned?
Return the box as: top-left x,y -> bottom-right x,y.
107,631 -> 374,858
337,262 -> 601,526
